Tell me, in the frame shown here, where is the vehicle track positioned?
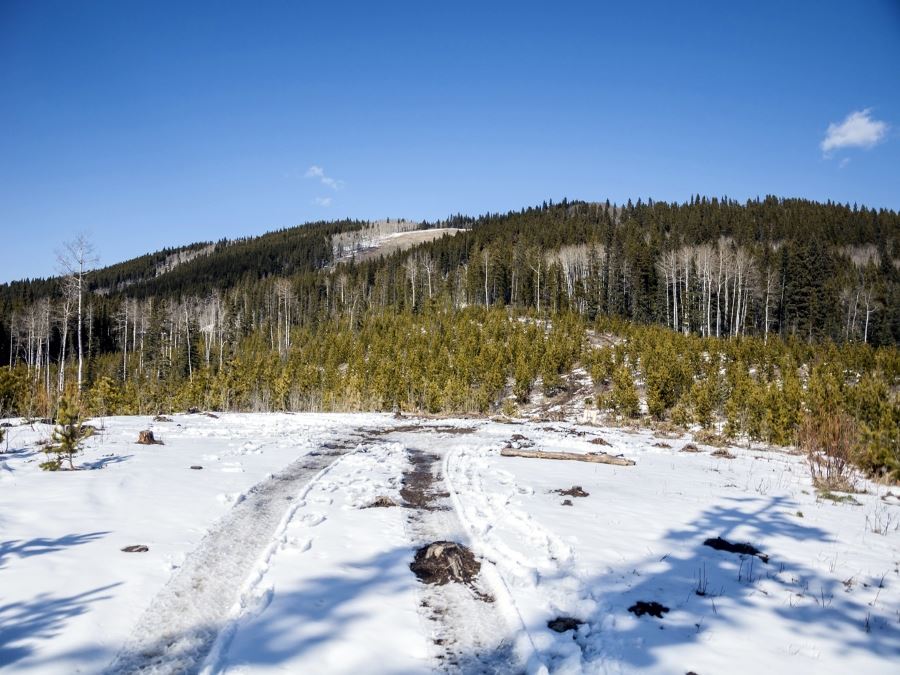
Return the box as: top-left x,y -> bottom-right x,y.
106,436 -> 364,675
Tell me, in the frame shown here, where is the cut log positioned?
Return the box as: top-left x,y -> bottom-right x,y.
500,448 -> 635,466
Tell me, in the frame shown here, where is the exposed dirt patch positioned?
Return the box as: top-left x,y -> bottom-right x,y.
504,433 -> 534,450
704,537 -> 769,563
153,415 -> 173,423
554,486 -> 590,498
121,545 -> 149,553
711,449 -> 736,459
401,449 -> 445,510
590,437 -> 611,446
365,496 -> 398,508
652,441 -> 672,449
680,443 -> 701,453
548,617 -> 584,633
410,541 -> 481,586
628,601 -> 669,618
561,499 -> 574,506
190,465 -> 203,470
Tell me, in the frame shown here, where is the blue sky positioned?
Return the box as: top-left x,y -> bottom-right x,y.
1,1 -> 898,282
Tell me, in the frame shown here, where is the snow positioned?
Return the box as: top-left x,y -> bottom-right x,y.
1,414 -> 897,673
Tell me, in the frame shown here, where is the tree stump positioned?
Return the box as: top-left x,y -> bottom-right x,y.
137,430 -> 163,445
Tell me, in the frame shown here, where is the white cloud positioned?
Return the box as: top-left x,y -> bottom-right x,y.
821,109 -> 889,156
304,165 -> 344,190
304,165 -> 325,178
313,196 -> 333,207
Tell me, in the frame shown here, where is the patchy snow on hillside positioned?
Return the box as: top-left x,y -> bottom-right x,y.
0,414 -> 897,674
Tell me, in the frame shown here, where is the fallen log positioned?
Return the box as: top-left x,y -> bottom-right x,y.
500,448 -> 635,466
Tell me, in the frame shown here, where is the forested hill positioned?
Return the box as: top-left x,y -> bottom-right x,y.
0,219 -> 372,303
2,196 -> 899,362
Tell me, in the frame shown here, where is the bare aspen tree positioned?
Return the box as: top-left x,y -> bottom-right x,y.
273,279 -> 294,354
482,248 -> 491,305
403,255 -> 418,309
57,235 -> 97,392
528,250 -> 543,312
861,287 -> 876,343
57,276 -> 76,393
762,267 -> 777,342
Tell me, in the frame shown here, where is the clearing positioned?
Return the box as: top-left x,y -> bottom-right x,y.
0,413 -> 897,673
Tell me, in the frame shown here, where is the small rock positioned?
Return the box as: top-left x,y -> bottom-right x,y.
190,465 -> 203,470
561,499 -> 573,506
121,545 -> 149,553
365,496 -> 398,508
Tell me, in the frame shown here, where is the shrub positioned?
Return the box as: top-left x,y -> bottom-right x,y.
798,412 -> 858,492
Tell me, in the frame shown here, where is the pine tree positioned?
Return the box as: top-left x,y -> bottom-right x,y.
610,364 -> 639,418
43,397 -> 84,471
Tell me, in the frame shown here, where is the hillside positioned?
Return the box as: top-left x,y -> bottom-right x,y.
0,196 -> 897,485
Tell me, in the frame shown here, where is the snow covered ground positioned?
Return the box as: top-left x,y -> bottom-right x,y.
1,413 -> 897,673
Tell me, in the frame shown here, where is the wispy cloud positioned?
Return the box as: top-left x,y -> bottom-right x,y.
821,109 -> 888,157
313,196 -> 333,207
304,165 -> 344,190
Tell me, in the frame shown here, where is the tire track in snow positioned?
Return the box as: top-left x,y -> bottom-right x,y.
106,435 -> 366,675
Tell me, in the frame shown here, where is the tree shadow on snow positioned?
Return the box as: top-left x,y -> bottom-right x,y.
536,495 -> 900,671
106,547 -> 437,672
0,531 -> 111,569
0,583 -> 121,667
81,454 -> 132,470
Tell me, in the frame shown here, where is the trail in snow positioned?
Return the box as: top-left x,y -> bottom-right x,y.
391,429 -> 520,673
106,435 -> 366,675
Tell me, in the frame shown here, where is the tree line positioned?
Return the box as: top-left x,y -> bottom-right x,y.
0,196 -> 897,478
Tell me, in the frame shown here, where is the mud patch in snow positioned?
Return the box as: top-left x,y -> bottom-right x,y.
703,536 -> 769,563
628,600 -> 670,618
547,616 -> 584,633
400,449 -> 447,510
410,541 -> 481,586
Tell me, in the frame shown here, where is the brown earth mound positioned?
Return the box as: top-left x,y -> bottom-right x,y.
410,541 -> 480,585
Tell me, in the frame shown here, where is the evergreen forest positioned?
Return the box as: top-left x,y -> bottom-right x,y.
1,196 -> 898,478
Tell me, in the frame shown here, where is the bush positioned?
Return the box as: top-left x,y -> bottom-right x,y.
798,412 -> 858,492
